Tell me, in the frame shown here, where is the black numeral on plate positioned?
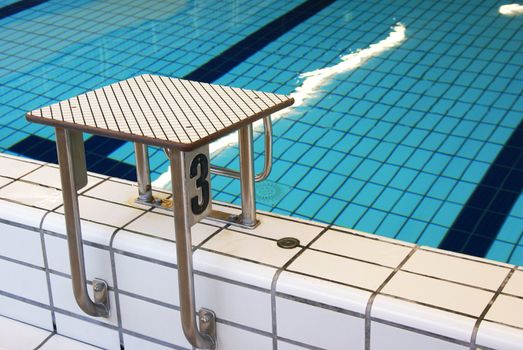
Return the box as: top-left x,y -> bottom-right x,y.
190,154 -> 210,215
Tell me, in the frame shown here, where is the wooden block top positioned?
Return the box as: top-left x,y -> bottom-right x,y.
26,74 -> 294,151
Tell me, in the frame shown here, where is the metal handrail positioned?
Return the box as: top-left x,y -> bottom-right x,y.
210,116 -> 272,182
56,128 -> 110,318
167,147 -> 216,349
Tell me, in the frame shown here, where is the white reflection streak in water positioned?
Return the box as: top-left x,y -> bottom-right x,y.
154,23 -> 406,189
499,4 -> 523,15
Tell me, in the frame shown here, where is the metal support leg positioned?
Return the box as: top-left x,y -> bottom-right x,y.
169,148 -> 216,350
134,143 -> 153,203
238,124 -> 257,227
55,128 -> 110,318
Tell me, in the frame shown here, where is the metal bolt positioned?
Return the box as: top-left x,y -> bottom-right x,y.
93,283 -> 104,292
277,237 -> 300,249
201,314 -> 211,323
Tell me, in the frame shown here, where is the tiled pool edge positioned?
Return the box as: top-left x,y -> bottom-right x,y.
0,154 -> 521,350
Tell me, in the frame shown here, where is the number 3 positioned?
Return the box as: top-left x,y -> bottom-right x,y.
190,154 -> 210,215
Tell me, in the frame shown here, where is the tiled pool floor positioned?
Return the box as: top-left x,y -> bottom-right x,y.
0,0 -> 521,264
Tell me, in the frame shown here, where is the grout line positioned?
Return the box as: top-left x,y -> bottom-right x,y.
120,328 -> 191,350
0,289 -> 52,311
0,216 -> 42,232
214,317 -> 273,338
38,210 -> 56,331
109,228 -> 125,350
275,292 -> 365,319
118,289 -> 180,311
33,330 -> 56,350
276,336 -> 327,350
469,266 -> 517,350
364,245 -> 419,350
370,316 -> 471,347
0,254 -> 46,271
270,225 -> 331,350
52,306 -> 119,330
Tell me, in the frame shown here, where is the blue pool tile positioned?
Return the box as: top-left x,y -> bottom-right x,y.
334,203 -> 366,228
486,241 -> 513,263
316,198 -> 346,223
509,246 -> 523,266
376,214 -> 406,238
392,192 -> 423,216
295,193 -> 328,219
396,219 -> 426,243
354,209 -> 386,233
416,224 -> 446,246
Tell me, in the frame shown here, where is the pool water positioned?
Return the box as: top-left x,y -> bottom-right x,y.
0,0 -> 521,264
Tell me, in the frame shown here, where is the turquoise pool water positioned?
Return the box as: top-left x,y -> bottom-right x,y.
0,0 -> 521,264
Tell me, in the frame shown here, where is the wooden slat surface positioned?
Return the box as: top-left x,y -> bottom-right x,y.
26,74 -> 294,150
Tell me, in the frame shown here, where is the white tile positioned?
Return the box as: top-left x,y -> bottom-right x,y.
56,196 -> 144,227
21,165 -> 104,192
0,315 -> 51,350
256,204 -> 328,227
114,228 -> 179,262
119,294 -> 191,348
485,294 -> 523,328
277,340 -> 310,350
42,212 -> 116,246
123,334 -> 175,350
46,234 -> 113,285
55,312 -> 120,350
0,223 -> 43,267
40,334 -> 101,350
50,273 -> 118,326
381,271 -> 493,317
0,176 -> 12,188
288,249 -> 392,291
84,179 -> 169,209
0,180 -> 63,210
503,269 -> 523,297
0,198 -> 48,228
125,210 -> 219,245
230,213 -> 324,245
195,274 -> 272,332
372,295 -> 476,342
0,156 -> 40,179
312,229 -> 412,268
0,294 -> 53,330
215,322 -> 273,350
276,296 -> 364,350
194,249 -> 277,290
420,246 -> 513,268
203,229 -> 299,267
115,253 -> 179,305
476,320 -> 523,350
0,259 -> 49,305
402,249 -> 510,290
371,321 -> 469,350
277,271 -> 371,315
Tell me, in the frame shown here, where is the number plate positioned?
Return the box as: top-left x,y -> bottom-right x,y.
185,145 -> 212,225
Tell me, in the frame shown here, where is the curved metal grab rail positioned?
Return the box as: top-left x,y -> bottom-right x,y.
210,116 -> 272,182
56,128 -> 110,318
167,147 -> 216,349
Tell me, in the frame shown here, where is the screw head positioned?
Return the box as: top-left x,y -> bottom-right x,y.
277,237 -> 300,249
93,282 -> 104,292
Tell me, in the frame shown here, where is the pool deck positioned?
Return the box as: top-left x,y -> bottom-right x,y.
0,153 -> 521,350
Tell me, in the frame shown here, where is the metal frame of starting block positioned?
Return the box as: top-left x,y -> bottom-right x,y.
26,74 -> 293,349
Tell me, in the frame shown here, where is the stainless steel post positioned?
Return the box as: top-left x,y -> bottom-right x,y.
55,128 -> 109,317
169,148 -> 215,350
134,143 -> 153,203
238,124 -> 257,227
